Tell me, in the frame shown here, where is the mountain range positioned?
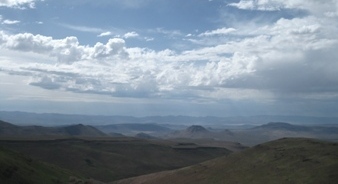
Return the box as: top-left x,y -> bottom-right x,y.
1,111 -> 338,127
1,117 -> 338,183
2,118 -> 338,146
0,120 -> 106,137
167,122 -> 338,146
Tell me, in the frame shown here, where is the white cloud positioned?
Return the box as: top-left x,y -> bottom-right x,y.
144,37 -> 154,41
123,31 -> 139,39
90,38 -> 128,59
228,0 -> 338,16
0,0 -> 38,9
199,27 -> 236,37
0,15 -> 20,25
97,31 -> 112,37
0,31 -> 128,63
228,0 -> 285,11
0,0 -> 338,102
2,19 -> 20,25
150,28 -> 182,37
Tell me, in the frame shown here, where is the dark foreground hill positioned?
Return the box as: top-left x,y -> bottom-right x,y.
115,138 -> 338,184
0,120 -> 106,137
0,146 -> 76,184
0,137 -> 231,182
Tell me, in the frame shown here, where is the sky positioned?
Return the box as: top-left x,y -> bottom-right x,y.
0,0 -> 338,117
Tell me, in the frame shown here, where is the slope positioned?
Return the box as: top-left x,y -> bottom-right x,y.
0,120 -> 106,137
115,138 -> 338,184
0,146 -> 78,184
0,137 -> 231,182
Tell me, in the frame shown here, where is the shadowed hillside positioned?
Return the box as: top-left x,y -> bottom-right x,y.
62,124 -> 106,136
115,138 -> 338,184
0,146 -> 78,184
168,125 -> 212,139
185,125 -> 208,133
0,137 -> 231,182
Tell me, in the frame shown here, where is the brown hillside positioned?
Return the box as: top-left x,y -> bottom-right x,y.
114,138 -> 338,184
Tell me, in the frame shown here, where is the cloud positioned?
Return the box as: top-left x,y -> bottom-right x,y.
144,37 -> 154,41
0,0 -> 38,9
150,28 -> 183,38
123,31 -> 139,39
98,31 -> 140,39
97,31 -> 112,37
0,31 -> 128,63
91,38 -> 128,59
0,0 -> 338,102
60,23 -> 104,33
2,19 -> 20,25
228,0 -> 285,11
228,0 -> 338,16
199,27 -> 236,37
0,15 -> 20,25
30,76 -> 62,90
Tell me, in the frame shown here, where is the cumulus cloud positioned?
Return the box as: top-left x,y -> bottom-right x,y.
0,0 -> 338,102
90,38 -> 128,59
0,31 -> 128,63
0,0 -> 38,9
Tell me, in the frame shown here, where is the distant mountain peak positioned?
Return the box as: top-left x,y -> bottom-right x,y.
254,122 -> 310,132
0,120 -> 106,137
267,122 -> 292,126
69,124 -> 86,128
186,125 -> 208,133
63,124 -> 105,136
